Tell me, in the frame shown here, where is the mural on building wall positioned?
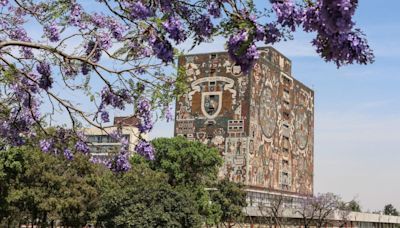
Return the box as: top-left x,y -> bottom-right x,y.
175,47 -> 314,196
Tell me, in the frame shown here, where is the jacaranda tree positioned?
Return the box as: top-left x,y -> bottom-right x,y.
0,0 -> 374,170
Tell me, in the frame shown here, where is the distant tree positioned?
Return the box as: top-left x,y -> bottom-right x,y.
384,204 -> 399,216
210,179 -> 248,228
347,200 -> 362,212
296,193 -> 345,228
257,194 -> 287,228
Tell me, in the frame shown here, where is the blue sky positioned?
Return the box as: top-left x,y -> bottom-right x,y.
151,1 -> 400,211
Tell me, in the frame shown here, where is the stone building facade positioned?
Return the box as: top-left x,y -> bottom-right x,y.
174,47 -> 314,196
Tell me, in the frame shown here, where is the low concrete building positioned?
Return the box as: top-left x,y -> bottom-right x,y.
84,116 -> 142,158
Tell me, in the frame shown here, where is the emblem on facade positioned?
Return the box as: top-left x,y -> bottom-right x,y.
190,76 -> 237,120
201,91 -> 222,119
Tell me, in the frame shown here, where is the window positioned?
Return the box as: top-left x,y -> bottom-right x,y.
283,111 -> 290,119
210,53 -> 217,59
282,159 -> 289,169
283,136 -> 289,149
282,75 -> 292,85
283,136 -> 289,141
283,88 -> 290,94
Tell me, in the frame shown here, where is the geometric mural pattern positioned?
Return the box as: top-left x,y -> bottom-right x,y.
175,47 -> 314,196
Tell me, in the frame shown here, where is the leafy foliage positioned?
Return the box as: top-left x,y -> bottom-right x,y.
210,179 -> 248,226
0,137 -> 247,226
0,146 -> 103,226
95,164 -> 202,227
150,136 -> 223,187
346,200 -> 362,212
384,204 -> 399,216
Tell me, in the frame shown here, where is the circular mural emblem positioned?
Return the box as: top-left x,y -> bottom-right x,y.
259,86 -> 277,138
294,106 -> 309,150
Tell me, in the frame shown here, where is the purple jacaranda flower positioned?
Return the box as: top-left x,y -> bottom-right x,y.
39,139 -> 53,153
44,21 -> 60,42
135,139 -> 155,160
64,148 -> 74,160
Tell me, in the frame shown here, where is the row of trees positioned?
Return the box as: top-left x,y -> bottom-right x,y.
0,137 -> 247,227
3,135 -> 397,227
255,193 -> 351,228
255,193 -> 399,227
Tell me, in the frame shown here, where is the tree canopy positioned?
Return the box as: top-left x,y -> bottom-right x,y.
150,136 -> 223,187
0,137 -> 248,227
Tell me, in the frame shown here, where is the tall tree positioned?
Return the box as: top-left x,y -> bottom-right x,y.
150,137 -> 225,225
95,163 -> 202,227
210,179 -> 248,228
150,137 -> 223,187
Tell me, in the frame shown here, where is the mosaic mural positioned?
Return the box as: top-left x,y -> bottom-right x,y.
175,47 -> 314,196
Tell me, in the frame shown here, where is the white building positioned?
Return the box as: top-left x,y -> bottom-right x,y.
84,116 -> 142,158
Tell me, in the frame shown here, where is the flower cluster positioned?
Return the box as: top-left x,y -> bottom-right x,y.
264,23 -> 281,44
0,71 -> 40,145
192,15 -> 213,39
44,22 -> 60,42
136,98 -> 153,134
163,16 -> 186,44
165,105 -> 173,122
75,140 -> 90,154
100,86 -> 132,110
135,139 -> 155,160
39,139 -> 53,153
108,150 -> 131,172
36,61 -> 53,90
37,129 -> 88,160
105,132 -> 132,172
272,0 -> 303,31
130,1 -> 153,19
319,0 -> 357,34
149,35 -> 174,63
69,3 -> 85,28
63,149 -> 74,160
302,0 -> 374,66
208,1 -> 221,18
227,30 -> 259,73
